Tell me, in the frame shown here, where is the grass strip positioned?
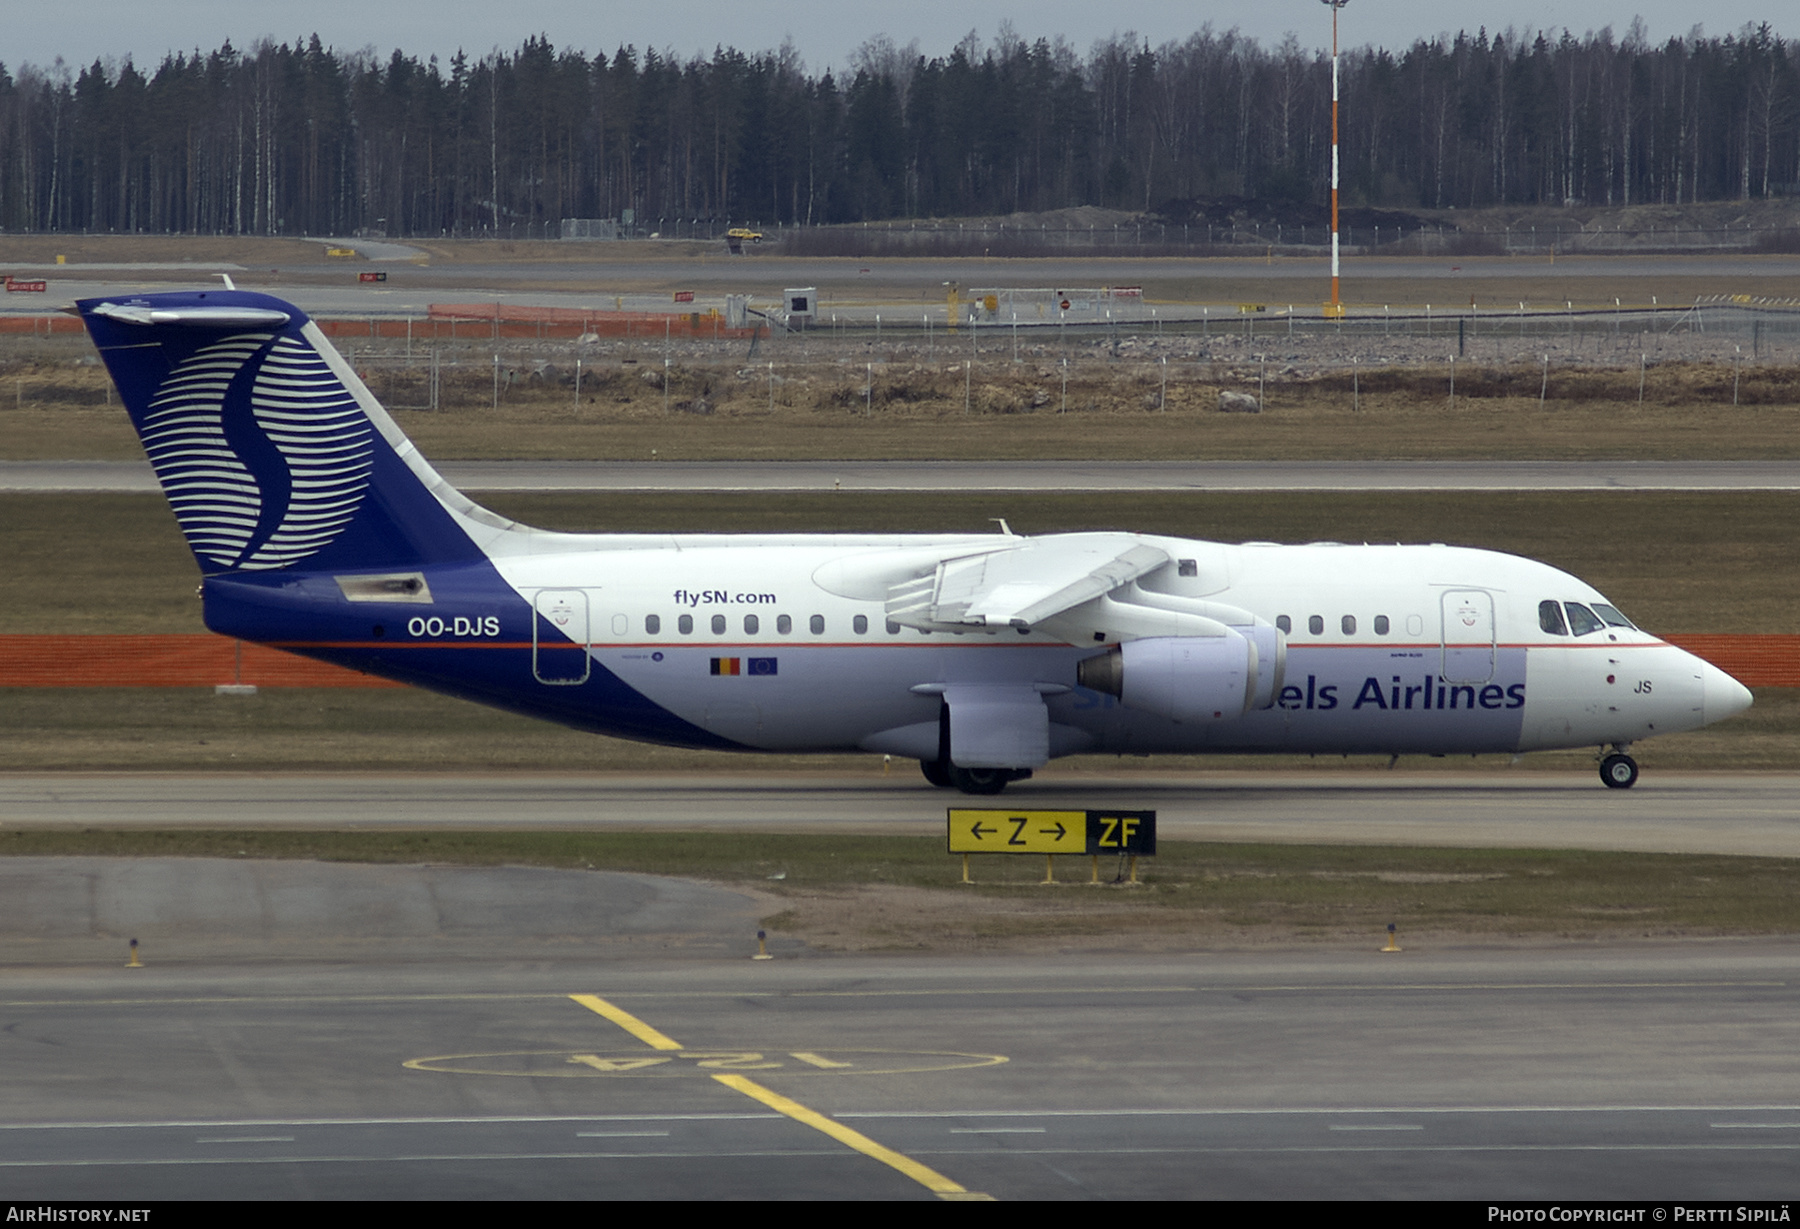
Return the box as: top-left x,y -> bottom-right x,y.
7,490 -> 1800,635
4,830 -> 1797,940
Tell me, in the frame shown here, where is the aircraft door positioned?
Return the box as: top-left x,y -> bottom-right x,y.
1440,589 -> 1495,684
533,589 -> 591,685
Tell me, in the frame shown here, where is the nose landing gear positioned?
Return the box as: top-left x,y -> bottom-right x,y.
1599,745 -> 1639,789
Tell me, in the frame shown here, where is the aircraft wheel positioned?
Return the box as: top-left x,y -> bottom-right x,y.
947,765 -> 1010,795
1599,753 -> 1639,790
920,758 -> 953,788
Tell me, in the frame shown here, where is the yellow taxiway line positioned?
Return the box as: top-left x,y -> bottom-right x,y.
569,993 -> 684,1050
570,992 -> 990,1200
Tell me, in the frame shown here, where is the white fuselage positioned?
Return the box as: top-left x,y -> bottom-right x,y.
467,533 -> 1740,759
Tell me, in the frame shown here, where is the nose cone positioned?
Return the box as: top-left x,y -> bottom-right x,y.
1702,663 -> 1754,726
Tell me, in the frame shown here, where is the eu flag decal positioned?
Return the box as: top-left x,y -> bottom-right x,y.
747,657 -> 778,676
710,657 -> 740,675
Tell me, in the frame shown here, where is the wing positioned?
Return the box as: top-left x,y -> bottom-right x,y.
883,532 -> 1172,631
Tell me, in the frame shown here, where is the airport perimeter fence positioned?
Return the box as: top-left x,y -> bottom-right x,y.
5,302 -> 1799,413
319,301 -> 1800,412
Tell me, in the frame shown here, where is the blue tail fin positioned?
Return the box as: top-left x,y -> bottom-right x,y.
77,290 -> 492,574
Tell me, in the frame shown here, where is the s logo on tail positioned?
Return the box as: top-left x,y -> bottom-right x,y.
141,332 -> 374,571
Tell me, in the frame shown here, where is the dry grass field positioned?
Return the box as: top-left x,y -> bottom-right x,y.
5,350 -> 1799,461
0,234 -> 336,267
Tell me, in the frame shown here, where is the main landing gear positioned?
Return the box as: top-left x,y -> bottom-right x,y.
1599,745 -> 1639,790
919,758 -> 1032,795
920,702 -> 1033,794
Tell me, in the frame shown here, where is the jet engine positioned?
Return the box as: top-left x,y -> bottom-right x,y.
1077,633 -> 1257,723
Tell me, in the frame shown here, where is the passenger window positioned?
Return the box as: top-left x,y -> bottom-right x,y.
646,614 -> 661,634
1341,615 -> 1356,635
1177,559 -> 1198,577
1565,603 -> 1604,636
1276,615 -> 1291,634
744,614 -> 759,634
886,620 -> 900,634
1308,615 -> 1324,636
1539,600 -> 1569,635
853,615 -> 868,634
777,614 -> 792,635
809,614 -> 825,634
678,614 -> 693,635
1373,615 -> 1389,636
711,614 -> 727,634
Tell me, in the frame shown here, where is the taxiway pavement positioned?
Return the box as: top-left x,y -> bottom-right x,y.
3,943 -> 1797,1199
5,771 -> 1799,857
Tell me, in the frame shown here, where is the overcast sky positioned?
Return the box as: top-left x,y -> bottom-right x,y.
6,2 -> 1793,77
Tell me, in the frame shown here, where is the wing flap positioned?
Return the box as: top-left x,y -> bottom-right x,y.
884,533 -> 1171,630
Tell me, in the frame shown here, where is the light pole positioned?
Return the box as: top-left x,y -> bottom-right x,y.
1322,0 -> 1348,318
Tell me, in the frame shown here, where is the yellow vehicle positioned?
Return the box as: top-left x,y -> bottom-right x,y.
725,227 -> 764,254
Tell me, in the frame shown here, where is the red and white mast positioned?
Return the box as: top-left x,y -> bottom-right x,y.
1323,0 -> 1348,318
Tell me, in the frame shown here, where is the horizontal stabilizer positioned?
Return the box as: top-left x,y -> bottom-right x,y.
90,302 -> 292,328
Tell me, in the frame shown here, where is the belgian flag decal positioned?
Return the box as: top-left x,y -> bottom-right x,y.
712,657 -> 777,676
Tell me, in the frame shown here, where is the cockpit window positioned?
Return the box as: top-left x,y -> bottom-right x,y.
1565,602 -> 1605,636
1538,600 -> 1568,635
1591,603 -> 1635,629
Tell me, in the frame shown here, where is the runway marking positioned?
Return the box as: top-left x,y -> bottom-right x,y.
0,1149 -> 869,1170
570,993 -> 683,1050
790,1051 -> 853,1069
575,1131 -> 670,1138
0,1113 -> 783,1131
1711,1122 -> 1800,1129
7,1143 -> 1799,1171
949,1128 -> 1046,1135
566,992 -> 992,1200
0,992 -> 588,1009
11,1104 -> 1800,1135
194,1136 -> 296,1144
3,980 -> 1784,1010
568,1055 -> 675,1073
403,1048 -> 1007,1078
835,1104 -> 1800,1119
1327,1124 -> 1424,1131
910,1144 -> 1800,1156
594,979 -> 1790,999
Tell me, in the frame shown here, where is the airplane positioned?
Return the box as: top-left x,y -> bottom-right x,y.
72,289 -> 1753,794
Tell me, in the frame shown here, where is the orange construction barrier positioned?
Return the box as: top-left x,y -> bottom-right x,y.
0,634 -> 400,688
1661,635 -> 1800,689
0,316 -> 84,334
2,310 -> 751,342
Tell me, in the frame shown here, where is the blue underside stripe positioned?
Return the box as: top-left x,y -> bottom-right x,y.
285,643 -> 743,751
